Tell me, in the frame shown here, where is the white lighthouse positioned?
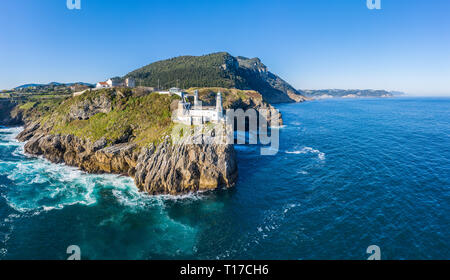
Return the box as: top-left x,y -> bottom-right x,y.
173,91 -> 225,125
194,90 -> 200,107
216,92 -> 223,119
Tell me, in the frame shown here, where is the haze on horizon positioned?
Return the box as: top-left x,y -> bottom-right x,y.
0,0 -> 449,96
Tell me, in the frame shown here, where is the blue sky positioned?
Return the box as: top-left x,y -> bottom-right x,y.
0,0 -> 449,95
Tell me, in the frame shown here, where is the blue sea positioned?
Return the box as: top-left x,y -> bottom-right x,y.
0,97 -> 449,260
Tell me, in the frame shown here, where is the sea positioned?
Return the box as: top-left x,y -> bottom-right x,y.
0,97 -> 449,259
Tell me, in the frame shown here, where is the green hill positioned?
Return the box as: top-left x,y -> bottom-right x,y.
125,52 -> 305,104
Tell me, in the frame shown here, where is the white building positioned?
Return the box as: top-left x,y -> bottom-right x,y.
96,81 -> 109,89
158,87 -> 184,97
106,78 -> 122,88
174,90 -> 225,125
125,78 -> 136,88
96,77 -> 136,89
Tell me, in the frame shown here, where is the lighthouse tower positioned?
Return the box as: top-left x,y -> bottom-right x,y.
177,92 -> 189,117
194,90 -> 200,107
216,91 -> 223,119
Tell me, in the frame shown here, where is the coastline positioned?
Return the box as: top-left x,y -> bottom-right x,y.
14,121 -> 238,196
1,86 -> 296,196
0,125 -> 213,201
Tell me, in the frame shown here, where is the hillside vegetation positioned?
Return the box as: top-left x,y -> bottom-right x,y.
45,89 -> 178,147
126,52 -> 306,104
127,53 -> 240,89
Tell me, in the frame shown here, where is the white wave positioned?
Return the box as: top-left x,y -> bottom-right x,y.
2,154 -> 138,214
0,127 -> 22,148
0,126 -> 23,134
157,192 -> 208,202
0,248 -> 7,258
285,146 -> 326,161
272,125 -> 287,129
284,203 -> 301,213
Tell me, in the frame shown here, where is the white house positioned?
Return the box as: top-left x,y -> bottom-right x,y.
96,81 -> 109,89
96,77 -> 136,89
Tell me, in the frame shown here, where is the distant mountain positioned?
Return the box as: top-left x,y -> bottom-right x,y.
389,91 -> 406,96
299,89 -> 405,99
14,84 -> 47,90
125,52 -> 306,103
66,82 -> 95,87
14,82 -> 94,90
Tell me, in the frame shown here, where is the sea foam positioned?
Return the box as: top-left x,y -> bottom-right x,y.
285,146 -> 326,161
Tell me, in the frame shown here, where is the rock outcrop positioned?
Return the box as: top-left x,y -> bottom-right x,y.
135,137 -> 237,195
67,94 -> 112,120
235,56 -> 306,103
17,123 -> 237,195
0,100 -> 23,126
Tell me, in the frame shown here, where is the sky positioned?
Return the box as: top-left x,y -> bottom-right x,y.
0,0 -> 449,95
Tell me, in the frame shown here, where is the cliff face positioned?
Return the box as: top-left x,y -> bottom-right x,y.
0,100 -> 23,126
135,137 -> 237,195
234,56 -> 306,103
17,124 -> 237,195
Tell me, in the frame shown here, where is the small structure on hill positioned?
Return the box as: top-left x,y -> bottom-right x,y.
174,90 -> 225,125
96,78 -> 135,89
96,81 -> 109,89
158,87 -> 184,97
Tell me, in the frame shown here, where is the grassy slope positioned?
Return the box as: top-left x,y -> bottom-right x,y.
11,97 -> 68,124
48,89 -> 179,147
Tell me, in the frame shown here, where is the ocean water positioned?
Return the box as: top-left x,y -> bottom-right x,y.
0,97 -> 449,260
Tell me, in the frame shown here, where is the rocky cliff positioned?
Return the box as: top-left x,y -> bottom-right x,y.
0,100 -> 23,126
18,125 -> 237,195
235,56 -> 306,103
14,88 -> 238,195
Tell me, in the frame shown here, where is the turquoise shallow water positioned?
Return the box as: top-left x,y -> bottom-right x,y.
0,97 -> 449,259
